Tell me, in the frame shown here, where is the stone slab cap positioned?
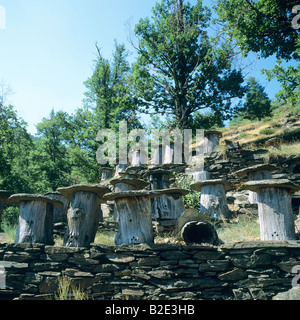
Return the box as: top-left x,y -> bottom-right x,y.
44,191 -> 67,197
242,179 -> 300,194
155,188 -> 189,196
161,163 -> 186,170
118,173 -> 143,181
110,178 -> 150,189
191,179 -> 232,192
144,168 -> 173,176
99,166 -> 114,171
0,190 -> 11,202
103,190 -> 160,202
204,130 -> 223,137
234,164 -> 277,177
57,184 -> 111,201
125,165 -> 145,172
7,194 -> 63,208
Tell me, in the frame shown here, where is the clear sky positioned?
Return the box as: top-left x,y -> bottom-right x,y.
0,0 -> 292,135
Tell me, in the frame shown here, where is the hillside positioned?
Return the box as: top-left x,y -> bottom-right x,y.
219,103 -> 300,156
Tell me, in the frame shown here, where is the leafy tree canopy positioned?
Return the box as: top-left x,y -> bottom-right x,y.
216,0 -> 300,60
132,0 -> 246,129
237,77 -> 272,121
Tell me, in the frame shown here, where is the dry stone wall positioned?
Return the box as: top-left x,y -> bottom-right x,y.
1,241 -> 300,300
204,150 -> 300,186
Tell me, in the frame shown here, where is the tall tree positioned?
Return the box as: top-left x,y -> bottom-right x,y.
132,0 -> 245,129
216,0 -> 300,104
83,41 -> 141,132
238,77 -> 272,121
31,110 -> 73,192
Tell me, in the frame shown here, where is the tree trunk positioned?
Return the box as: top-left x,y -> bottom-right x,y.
100,168 -> 114,182
111,178 -> 150,221
257,188 -> 296,241
148,172 -> 170,190
248,170 -> 272,204
194,170 -> 210,182
200,183 -> 230,219
45,192 -> 69,223
113,182 -> 137,222
114,196 -> 154,245
151,193 -> 185,220
181,221 -> 219,245
15,201 -> 54,245
63,191 -> 102,247
203,132 -> 221,154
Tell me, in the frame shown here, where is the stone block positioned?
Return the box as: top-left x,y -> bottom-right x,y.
194,251 -> 224,261
218,268 -> 247,281
160,250 -> 190,260
137,256 -> 160,266
105,253 -> 135,264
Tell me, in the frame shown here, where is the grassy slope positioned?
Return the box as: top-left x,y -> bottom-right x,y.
219,102 -> 300,156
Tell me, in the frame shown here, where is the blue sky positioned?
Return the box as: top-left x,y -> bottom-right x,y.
0,0 -> 293,134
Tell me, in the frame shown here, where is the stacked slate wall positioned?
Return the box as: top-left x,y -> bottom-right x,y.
0,241 -> 300,300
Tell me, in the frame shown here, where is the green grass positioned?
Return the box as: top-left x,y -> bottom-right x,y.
94,230 -> 116,246
215,217 -> 260,243
239,132 -> 249,139
263,141 -> 300,163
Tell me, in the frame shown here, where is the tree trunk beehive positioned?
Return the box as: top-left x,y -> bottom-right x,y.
104,191 -> 159,245
234,164 -> 276,204
191,180 -> 231,219
110,178 -> 150,221
243,179 -> 300,241
8,194 -> 63,245
44,192 -> 69,223
151,189 -> 188,220
57,185 -> 110,247
63,191 -> 101,247
100,167 -> 114,182
181,221 -> 219,245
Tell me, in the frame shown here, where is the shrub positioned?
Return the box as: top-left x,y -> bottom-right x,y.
175,173 -> 200,210
259,128 -> 275,135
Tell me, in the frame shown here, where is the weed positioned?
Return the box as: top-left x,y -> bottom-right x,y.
54,275 -> 89,300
